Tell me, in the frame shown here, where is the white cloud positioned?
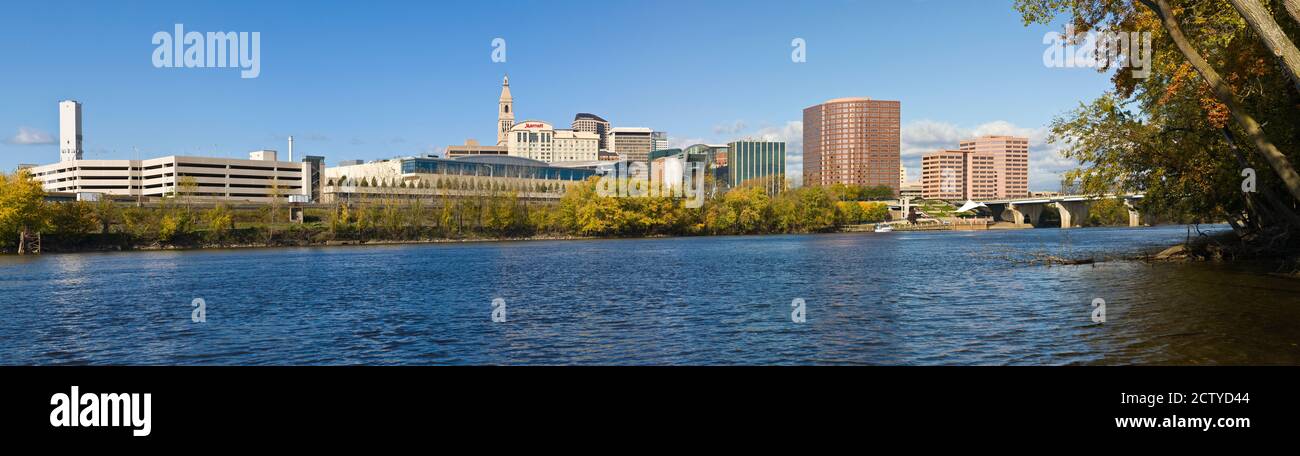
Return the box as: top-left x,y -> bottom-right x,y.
711,120 -> 747,136
668,137 -> 707,149
6,126 -> 55,145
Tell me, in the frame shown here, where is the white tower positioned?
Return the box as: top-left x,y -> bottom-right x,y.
497,75 -> 514,146
59,100 -> 83,162
288,135 -> 295,162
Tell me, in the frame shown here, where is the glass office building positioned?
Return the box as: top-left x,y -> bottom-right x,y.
400,155 -> 596,181
727,140 -> 786,193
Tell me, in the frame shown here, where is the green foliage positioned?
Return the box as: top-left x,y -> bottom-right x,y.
0,170 -> 49,249
48,201 -> 99,242
1087,198 -> 1131,226
158,207 -> 193,244
830,183 -> 895,201
92,198 -> 119,234
204,204 -> 234,244
121,206 -> 156,240
1014,0 -> 1300,229
12,172 -> 914,252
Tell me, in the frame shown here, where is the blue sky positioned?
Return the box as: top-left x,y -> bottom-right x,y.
0,0 -> 1111,190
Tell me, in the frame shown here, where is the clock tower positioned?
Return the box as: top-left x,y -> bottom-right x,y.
497,74 -> 514,146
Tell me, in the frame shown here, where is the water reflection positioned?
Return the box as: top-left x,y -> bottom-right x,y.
0,225 -> 1297,365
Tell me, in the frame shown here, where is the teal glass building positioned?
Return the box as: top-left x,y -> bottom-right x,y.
727,140 -> 786,193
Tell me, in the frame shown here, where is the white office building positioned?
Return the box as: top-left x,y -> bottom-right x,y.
29,151 -> 311,203
30,100 -> 314,203
506,120 -> 599,163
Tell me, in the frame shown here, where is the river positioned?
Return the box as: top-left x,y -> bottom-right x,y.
2,225 -> 1298,365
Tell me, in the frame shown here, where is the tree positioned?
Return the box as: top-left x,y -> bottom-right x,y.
1228,0 -> 1300,93
48,201 -> 99,244
1017,0 -> 1300,246
0,170 -> 49,252
176,175 -> 199,207
205,204 -> 234,245
1140,0 -> 1300,202
92,198 -> 119,234
158,204 -> 193,244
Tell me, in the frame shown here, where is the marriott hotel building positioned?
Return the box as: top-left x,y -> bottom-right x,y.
802,97 -> 901,191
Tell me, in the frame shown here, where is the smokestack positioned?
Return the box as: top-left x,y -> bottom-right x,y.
288,135 -> 294,162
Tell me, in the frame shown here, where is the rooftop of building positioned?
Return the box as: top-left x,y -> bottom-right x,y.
808,97 -> 901,108
573,113 -> 608,122
610,127 -> 652,133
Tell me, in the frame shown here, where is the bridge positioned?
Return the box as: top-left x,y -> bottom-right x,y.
979,194 -> 1146,228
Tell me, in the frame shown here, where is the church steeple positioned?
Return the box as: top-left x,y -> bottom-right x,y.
497,74 -> 514,145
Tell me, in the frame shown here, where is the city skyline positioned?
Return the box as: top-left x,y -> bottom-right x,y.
0,0 -> 1107,190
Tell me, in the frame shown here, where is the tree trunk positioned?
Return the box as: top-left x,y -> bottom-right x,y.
1286,0 -> 1300,27
1141,0 -> 1300,204
17,230 -> 26,255
1229,0 -> 1300,92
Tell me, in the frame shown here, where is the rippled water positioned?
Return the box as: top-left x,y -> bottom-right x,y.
2,225 -> 1299,365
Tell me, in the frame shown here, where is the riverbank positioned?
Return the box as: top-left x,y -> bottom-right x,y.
13,222 -> 1194,259
25,227 -> 605,254
1141,228 -> 1300,276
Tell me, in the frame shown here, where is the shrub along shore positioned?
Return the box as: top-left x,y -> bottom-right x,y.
3,172 -> 898,254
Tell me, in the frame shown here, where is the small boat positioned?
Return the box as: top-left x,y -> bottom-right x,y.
874,224 -> 894,233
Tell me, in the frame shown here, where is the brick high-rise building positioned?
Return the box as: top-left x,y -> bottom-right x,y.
920,135 -> 1030,201
802,97 -> 900,191
921,150 -> 966,200
959,135 -> 1029,199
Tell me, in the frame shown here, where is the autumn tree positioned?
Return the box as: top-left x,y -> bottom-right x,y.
1017,0 -> 1300,248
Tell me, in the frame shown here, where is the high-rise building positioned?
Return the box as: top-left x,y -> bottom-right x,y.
59,100 -> 83,162
506,120 -> 599,163
921,150 -> 966,200
572,113 -> 611,151
728,140 -> 786,193
802,97 -> 900,190
652,131 -> 668,151
899,164 -> 908,188
920,136 -> 1030,201
609,127 -> 654,163
497,75 -> 514,146
959,135 -> 1029,199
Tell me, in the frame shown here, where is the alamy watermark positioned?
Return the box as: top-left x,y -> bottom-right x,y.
1092,298 -> 1106,324
1043,26 -> 1151,79
152,24 -> 261,78
491,298 -> 507,323
191,297 -> 206,323
492,38 -> 506,63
